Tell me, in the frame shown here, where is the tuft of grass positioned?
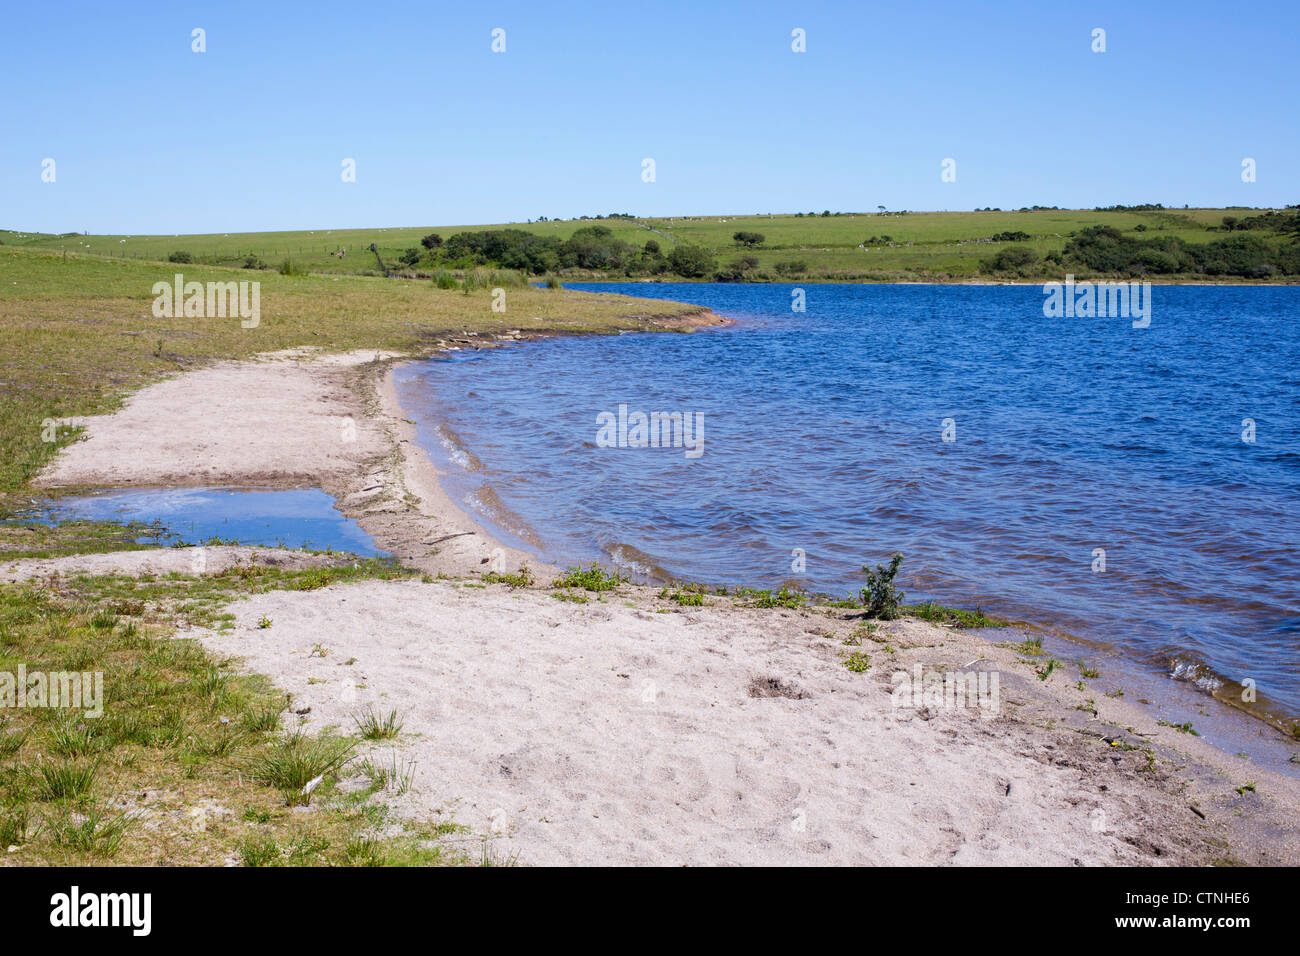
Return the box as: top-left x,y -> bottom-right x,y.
359,751 -> 417,796
0,729 -> 29,758
252,732 -> 356,806
238,837 -> 281,867
48,718 -> 98,758
35,758 -> 100,802
352,706 -> 403,741
1015,636 -> 1044,656
904,601 -> 1005,628
47,804 -> 137,856
0,806 -> 31,846
242,702 -> 285,735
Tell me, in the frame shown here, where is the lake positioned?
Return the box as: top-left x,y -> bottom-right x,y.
395,282 -> 1300,728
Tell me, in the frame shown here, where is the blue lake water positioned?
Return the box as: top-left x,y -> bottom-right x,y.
34,487 -> 386,557
395,282 -> 1300,727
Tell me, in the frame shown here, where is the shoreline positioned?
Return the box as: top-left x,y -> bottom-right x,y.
17,343 -> 1300,864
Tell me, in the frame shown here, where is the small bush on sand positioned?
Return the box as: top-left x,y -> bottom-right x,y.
860,554 -> 904,619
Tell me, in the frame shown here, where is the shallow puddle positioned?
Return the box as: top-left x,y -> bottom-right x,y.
31,487 -> 386,557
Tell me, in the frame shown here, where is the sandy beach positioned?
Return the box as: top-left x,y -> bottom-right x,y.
23,346 -> 1300,866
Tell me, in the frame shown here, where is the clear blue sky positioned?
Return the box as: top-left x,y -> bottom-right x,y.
3,0 -> 1296,234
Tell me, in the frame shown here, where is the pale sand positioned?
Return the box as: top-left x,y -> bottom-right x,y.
191,578 -> 1299,866
0,545 -> 343,584
29,347 -> 1300,865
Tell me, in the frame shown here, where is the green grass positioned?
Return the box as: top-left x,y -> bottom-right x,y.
482,563 -> 535,589
0,566 -> 482,865
904,602 -> 1006,628
552,563 -> 626,592
732,586 -> 807,609
7,207 -> 1293,285
0,244 -> 706,515
352,706 -> 404,741
843,651 -> 871,673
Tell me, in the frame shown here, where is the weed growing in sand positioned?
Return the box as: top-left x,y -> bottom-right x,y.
860,554 -> 904,619
1105,688 -> 1125,698
549,590 -> 589,604
1235,782 -> 1256,796
904,601 -> 1004,628
843,651 -> 871,673
1158,719 -> 1200,736
736,586 -> 806,609
358,751 -> 416,795
483,563 -> 535,589
1080,662 -> 1101,679
1015,636 -> 1044,656
257,615 -> 273,629
660,583 -> 708,606
1035,659 -> 1062,681
353,706 -> 403,741
553,563 -> 626,592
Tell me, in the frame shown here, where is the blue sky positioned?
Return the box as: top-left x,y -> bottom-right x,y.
2,0 -> 1296,233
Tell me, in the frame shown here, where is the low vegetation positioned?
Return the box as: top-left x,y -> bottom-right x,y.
0,563 -> 491,865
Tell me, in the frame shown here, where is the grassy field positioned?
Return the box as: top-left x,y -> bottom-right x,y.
0,245 -> 705,513
0,243 -> 716,863
4,206 -> 1293,282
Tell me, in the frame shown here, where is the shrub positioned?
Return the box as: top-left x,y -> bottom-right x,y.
398,247 -> 422,267
668,244 -> 716,278
733,231 -> 766,248
168,251 -> 194,263
980,246 -> 1039,273
860,554 -> 905,619
420,233 -> 443,250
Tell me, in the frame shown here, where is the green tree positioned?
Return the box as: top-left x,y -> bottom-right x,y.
668,245 -> 716,277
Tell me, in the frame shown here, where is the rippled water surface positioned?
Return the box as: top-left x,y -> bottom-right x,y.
397,283 -> 1300,723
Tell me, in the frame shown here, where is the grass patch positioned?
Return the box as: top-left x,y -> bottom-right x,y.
0,569 -> 480,865
552,563 -> 626,592
352,706 -> 403,741
904,602 -> 1005,628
